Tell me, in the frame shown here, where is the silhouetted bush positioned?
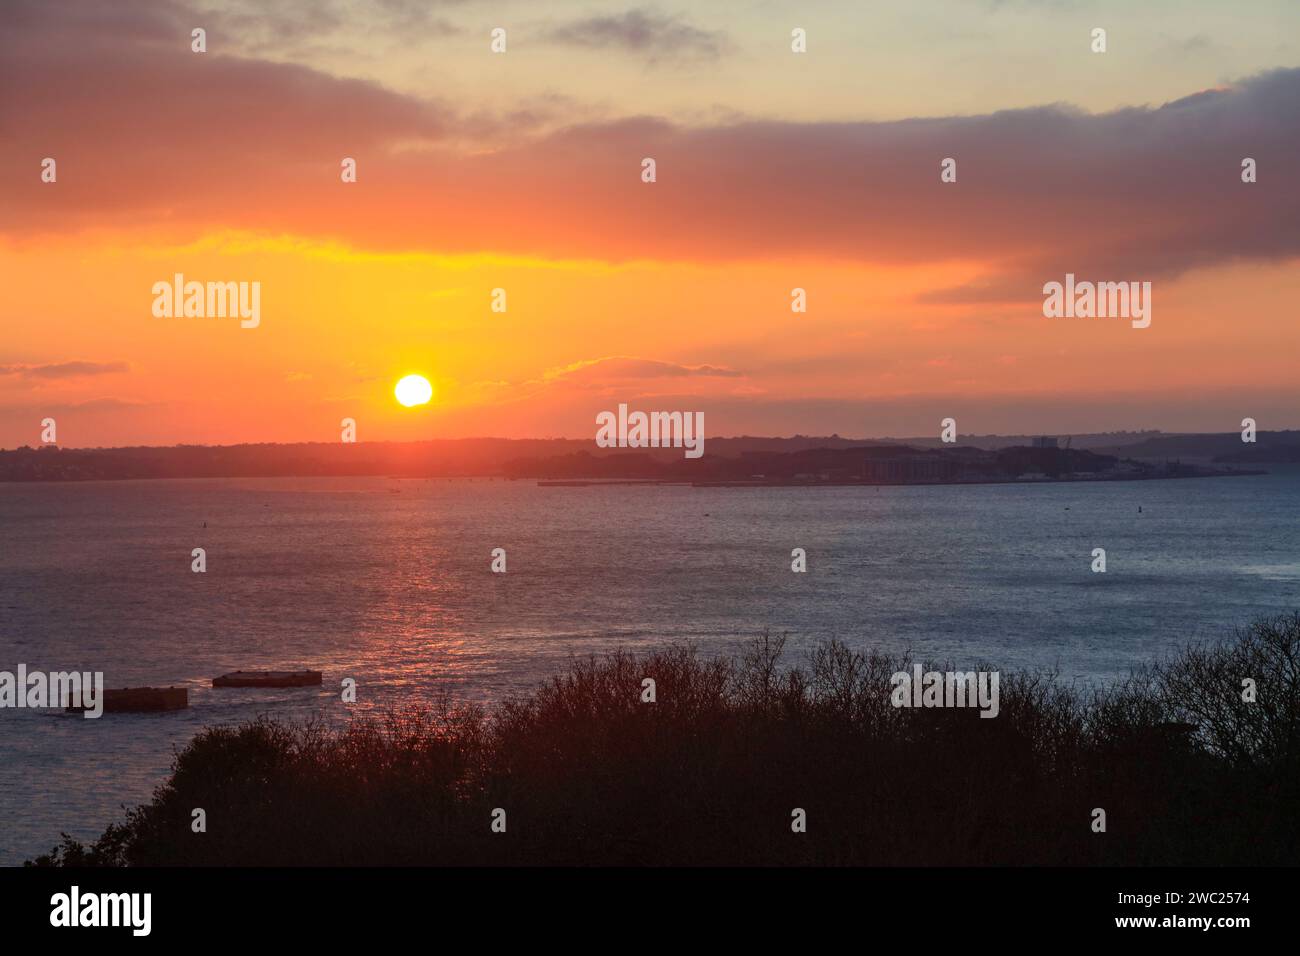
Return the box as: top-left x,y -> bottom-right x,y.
30,615 -> 1300,866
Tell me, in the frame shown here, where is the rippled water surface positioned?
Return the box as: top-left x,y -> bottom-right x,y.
3,471 -> 1299,863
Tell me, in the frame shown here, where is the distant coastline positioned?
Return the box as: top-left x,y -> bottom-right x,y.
2,430 -> 1297,484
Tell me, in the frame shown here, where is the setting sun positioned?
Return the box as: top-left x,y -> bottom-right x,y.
394,374 -> 433,407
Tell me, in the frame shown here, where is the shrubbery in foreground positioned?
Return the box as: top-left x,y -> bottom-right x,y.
32,614 -> 1300,866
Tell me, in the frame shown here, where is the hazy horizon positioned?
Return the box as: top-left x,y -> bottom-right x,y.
6,424 -> 1297,453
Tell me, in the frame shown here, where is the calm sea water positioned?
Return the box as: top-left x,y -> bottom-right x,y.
3,472 -> 1300,864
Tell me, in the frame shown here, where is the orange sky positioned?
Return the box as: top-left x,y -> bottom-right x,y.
2,0 -> 1299,447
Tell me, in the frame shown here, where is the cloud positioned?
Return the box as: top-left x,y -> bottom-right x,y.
2,0 -> 1298,297
193,0 -> 466,54
541,9 -> 728,63
0,0 -> 451,188
454,356 -> 744,408
542,357 -> 743,383
0,361 -> 131,379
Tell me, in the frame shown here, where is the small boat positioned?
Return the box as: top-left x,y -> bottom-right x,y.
212,670 -> 323,688
66,687 -> 188,713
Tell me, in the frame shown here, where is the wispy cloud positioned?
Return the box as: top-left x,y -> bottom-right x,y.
542,356 -> 743,383
541,9 -> 729,64
458,356 -> 745,408
0,361 -> 130,379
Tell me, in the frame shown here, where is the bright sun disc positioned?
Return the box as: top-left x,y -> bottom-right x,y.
395,374 -> 433,407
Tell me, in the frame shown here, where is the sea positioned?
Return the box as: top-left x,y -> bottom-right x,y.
2,471 -> 1299,864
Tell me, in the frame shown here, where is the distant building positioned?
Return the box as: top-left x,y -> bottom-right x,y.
1032,436 -> 1059,449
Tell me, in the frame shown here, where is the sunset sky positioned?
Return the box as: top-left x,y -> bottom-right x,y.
2,0 -> 1299,447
